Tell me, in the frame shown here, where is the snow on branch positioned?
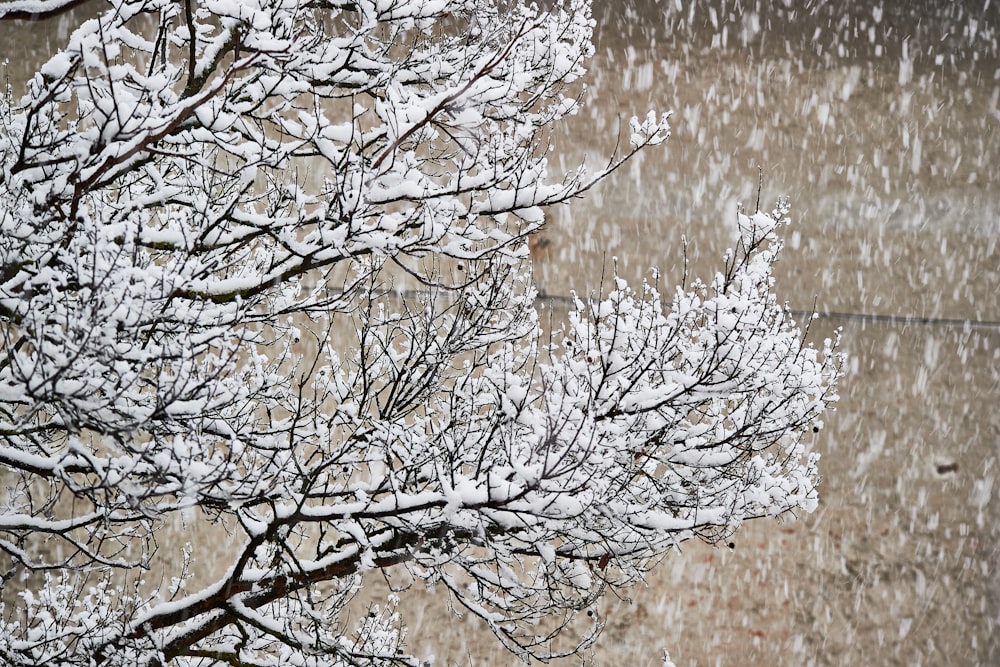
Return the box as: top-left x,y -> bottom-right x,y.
0,0 -> 95,20
0,0 -> 842,664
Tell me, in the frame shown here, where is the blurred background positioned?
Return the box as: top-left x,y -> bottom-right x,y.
3,1 -> 998,664
533,2 -> 1000,664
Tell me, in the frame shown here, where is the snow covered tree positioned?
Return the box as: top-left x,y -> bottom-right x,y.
0,0 -> 842,664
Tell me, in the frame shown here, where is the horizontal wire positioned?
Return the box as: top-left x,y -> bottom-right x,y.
802,310 -> 1000,332
535,292 -> 1000,332
327,286 -> 1000,333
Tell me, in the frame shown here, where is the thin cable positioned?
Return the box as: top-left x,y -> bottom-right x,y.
803,310 -> 1000,332
534,292 -> 1000,332
327,286 -> 1000,333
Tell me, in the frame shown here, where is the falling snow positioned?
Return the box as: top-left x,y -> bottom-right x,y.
0,0 -> 996,665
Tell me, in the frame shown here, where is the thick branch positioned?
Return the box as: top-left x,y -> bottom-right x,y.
0,0 -> 96,20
